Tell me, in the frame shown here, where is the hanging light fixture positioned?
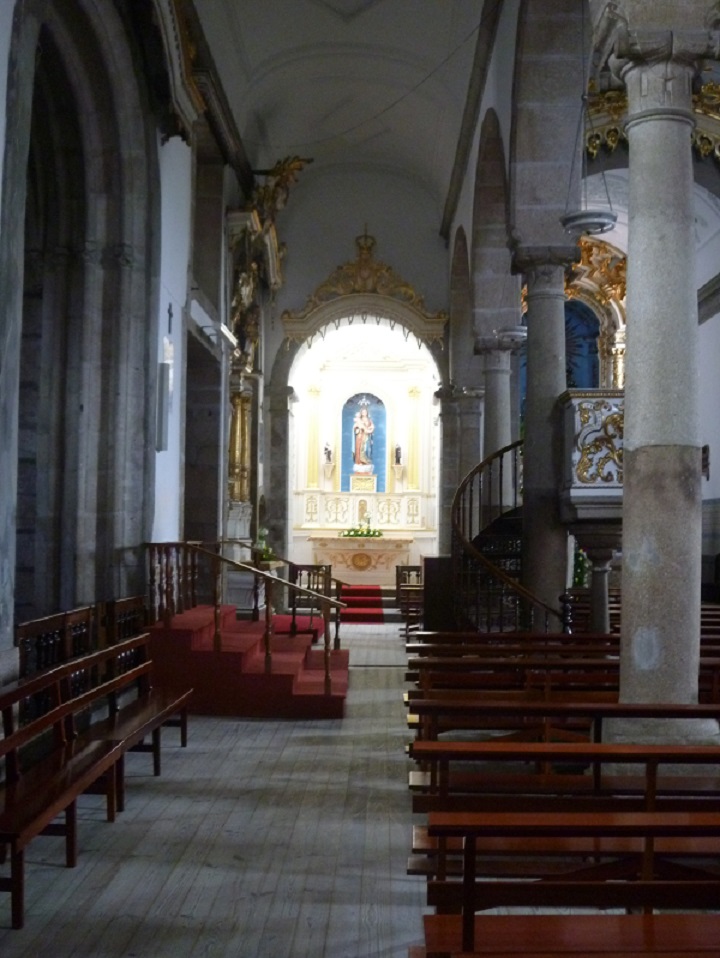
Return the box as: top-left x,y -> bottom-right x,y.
560,94 -> 618,236
560,9 -> 617,237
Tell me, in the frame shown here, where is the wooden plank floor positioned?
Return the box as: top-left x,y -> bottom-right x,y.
0,624 -> 426,957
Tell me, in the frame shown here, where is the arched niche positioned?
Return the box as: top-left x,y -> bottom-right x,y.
8,0 -> 162,619
267,239 -> 447,560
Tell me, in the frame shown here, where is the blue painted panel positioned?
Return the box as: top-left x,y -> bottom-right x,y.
341,394 -> 386,492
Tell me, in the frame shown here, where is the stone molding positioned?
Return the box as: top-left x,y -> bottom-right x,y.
512,245 -> 579,279
152,0 -> 205,136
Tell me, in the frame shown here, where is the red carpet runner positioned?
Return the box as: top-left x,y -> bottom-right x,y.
340,585 -> 385,623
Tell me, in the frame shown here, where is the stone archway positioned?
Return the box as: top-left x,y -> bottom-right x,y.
7,0 -> 160,623
266,234 -> 447,560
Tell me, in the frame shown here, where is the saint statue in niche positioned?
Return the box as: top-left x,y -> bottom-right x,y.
352,405 -> 374,467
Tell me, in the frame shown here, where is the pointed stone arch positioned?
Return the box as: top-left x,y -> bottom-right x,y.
3,0 -> 162,627
472,108 -> 521,348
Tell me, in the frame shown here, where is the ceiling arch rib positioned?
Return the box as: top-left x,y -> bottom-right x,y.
281,232 -> 447,349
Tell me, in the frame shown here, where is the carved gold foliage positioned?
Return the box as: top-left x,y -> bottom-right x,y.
586,84 -> 720,164
575,401 -> 624,485
284,232 -> 444,323
569,237 -> 626,306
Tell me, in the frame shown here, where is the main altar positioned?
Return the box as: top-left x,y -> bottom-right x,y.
309,535 -> 412,585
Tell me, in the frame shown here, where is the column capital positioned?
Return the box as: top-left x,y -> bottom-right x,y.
434,383 -> 484,404
592,1 -> 720,64
475,325 -> 527,357
593,6 -> 720,93
511,245 -> 579,279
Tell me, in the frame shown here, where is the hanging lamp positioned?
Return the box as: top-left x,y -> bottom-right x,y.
560,7 -> 617,237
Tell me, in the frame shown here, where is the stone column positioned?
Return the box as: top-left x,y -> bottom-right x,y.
475,326 -> 527,458
479,339 -> 512,458
457,388 -> 483,481
515,252 -> 576,619
618,42 -> 706,709
571,527 -> 621,635
478,327 -> 527,501
436,386 -> 460,555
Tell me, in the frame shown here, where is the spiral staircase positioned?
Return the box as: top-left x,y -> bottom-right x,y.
450,440 -> 565,632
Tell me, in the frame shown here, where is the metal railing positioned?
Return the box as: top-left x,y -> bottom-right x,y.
451,440 -> 563,632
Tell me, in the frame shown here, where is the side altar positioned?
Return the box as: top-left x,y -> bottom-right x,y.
309,535 -> 412,585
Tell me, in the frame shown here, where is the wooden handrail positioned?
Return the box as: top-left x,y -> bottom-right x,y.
451,441 -> 563,631
147,541 -> 346,696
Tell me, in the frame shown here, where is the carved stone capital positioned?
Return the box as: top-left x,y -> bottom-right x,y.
512,245 -> 579,280
592,2 -> 720,86
434,383 -> 485,404
475,325 -> 527,358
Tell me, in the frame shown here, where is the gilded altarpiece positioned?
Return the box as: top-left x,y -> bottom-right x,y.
282,233 -> 446,566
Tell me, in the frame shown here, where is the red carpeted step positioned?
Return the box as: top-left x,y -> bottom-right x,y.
342,586 -> 381,598
273,614 -> 320,641
340,608 -> 385,624
340,584 -> 385,623
149,603 -> 349,719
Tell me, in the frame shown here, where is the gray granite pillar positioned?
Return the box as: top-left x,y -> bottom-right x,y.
479,339 -> 512,458
572,528 -> 621,635
457,389 -> 483,481
436,386 -> 483,554
480,328 -> 527,449
618,46 -> 705,710
516,253 -> 575,619
0,3 -> 42,680
478,328 -> 526,508
436,388 -> 460,555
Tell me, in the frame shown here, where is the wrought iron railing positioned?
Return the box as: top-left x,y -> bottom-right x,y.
451,440 -> 564,632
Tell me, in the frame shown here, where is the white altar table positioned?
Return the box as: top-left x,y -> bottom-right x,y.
309,535 -> 412,585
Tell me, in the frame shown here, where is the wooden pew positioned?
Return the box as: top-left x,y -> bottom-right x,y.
73,632 -> 192,799
16,605 -> 96,677
423,810 -> 720,956
407,697 -> 720,744
405,653 -> 720,713
409,739 -> 720,807
0,663 -> 122,928
0,632 -> 192,928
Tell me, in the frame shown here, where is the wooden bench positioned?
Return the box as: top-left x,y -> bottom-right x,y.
408,740 -> 720,878
16,605 -> 96,677
409,629 -> 720,656
408,739 -> 720,882
423,810 -> 720,956
408,653 -> 720,693
409,629 -> 619,649
407,697 -> 720,743
409,738 -> 720,806
0,632 -> 192,928
75,633 -> 192,806
407,654 -> 625,701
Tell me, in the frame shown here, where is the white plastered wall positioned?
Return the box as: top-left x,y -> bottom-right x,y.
151,134 -> 192,541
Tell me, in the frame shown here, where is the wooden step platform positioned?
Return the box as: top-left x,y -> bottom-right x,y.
149,606 -> 349,719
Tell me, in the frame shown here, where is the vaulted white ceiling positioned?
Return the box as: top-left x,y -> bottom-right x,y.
193,0 -> 481,216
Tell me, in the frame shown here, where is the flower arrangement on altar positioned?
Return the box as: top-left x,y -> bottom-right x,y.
339,519 -> 383,538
